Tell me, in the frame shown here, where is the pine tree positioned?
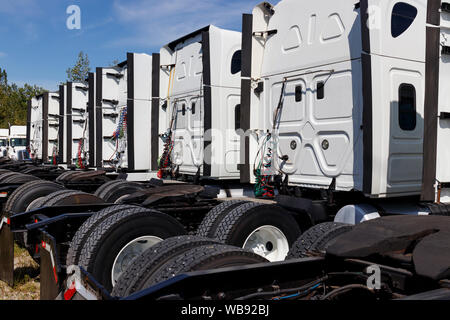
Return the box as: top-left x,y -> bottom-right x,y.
66,51 -> 90,83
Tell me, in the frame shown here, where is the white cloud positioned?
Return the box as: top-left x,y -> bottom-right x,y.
0,52 -> 6,58
110,0 -> 260,48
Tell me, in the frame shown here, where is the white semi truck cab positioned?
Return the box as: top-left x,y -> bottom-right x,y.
95,53 -> 154,180
8,126 -> 28,160
157,25 -> 242,181
238,0 -> 450,222
0,129 -> 9,158
27,91 -> 64,164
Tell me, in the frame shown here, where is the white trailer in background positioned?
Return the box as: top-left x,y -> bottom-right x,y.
8,126 -> 28,160
156,25 -> 242,181
27,91 -> 64,164
0,129 -> 9,158
95,53 -> 155,181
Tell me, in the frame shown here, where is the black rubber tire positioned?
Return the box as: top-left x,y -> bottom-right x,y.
0,169 -> 11,176
112,235 -> 222,297
34,190 -> 78,206
128,244 -> 268,291
66,205 -> 147,267
2,173 -> 40,184
26,190 -> 78,211
78,208 -> 186,291
55,171 -> 78,182
39,190 -> 105,207
212,202 -> 301,260
5,181 -> 65,249
0,172 -> 20,183
94,180 -> 144,203
94,180 -> 124,199
196,200 -> 250,238
286,222 -> 353,259
4,180 -> 65,215
27,196 -> 48,211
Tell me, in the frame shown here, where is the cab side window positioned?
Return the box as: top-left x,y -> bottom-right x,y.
231,50 -> 242,75
391,2 -> 417,38
398,84 -> 416,131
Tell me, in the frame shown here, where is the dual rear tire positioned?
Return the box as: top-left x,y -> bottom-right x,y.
197,201 -> 301,262
112,235 -> 268,298
69,206 -> 186,291
112,221 -> 354,298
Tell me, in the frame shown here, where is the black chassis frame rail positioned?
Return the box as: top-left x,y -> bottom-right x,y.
124,257 -> 328,301
0,204 -> 111,290
63,254 -> 449,301
115,257 -> 449,301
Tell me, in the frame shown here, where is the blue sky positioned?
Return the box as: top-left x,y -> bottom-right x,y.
0,0 -> 264,91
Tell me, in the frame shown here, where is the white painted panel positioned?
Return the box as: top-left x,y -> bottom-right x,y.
48,92 -> 61,162
258,60 -> 362,191
70,83 -> 89,164
30,96 -> 43,159
437,11 -> 450,203
132,53 -> 152,171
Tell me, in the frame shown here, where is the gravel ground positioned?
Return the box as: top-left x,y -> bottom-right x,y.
0,243 -> 40,300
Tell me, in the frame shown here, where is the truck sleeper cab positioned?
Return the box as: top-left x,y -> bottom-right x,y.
243,0 -> 426,197
157,25 -> 242,181
95,53 -> 155,180
238,0 -> 450,223
27,91 -> 64,164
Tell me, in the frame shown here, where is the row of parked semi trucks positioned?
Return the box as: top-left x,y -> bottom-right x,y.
0,126 -> 28,161
0,0 -> 449,301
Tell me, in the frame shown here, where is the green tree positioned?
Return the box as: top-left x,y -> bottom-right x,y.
109,59 -> 120,67
0,68 -> 44,128
66,51 -> 90,83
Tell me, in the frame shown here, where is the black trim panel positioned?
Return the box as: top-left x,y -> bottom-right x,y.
421,25 -> 441,201
427,0 -> 441,25
66,82 -> 73,164
96,68 -> 103,168
88,73 -> 95,167
360,0 -> 373,195
168,26 -> 210,51
59,85 -> 65,164
202,31 -> 212,177
127,53 -> 135,171
362,53 -> 373,195
360,0 -> 370,53
151,53 -> 161,171
240,14 -> 253,183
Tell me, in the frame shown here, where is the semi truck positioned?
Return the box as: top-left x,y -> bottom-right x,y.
0,0 -> 449,301
72,0 -> 450,301
8,126 -> 28,161
0,129 -> 8,158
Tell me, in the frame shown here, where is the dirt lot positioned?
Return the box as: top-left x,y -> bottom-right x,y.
0,244 -> 40,300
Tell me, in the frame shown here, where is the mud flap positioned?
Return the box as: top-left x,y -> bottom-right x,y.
0,215 -> 13,286
40,232 -> 61,300
61,266 -> 113,300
